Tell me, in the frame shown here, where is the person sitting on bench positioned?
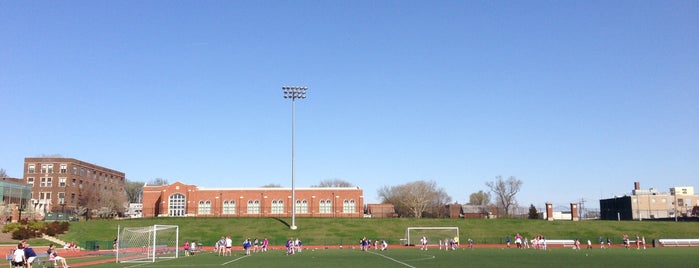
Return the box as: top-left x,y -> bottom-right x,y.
47,244 -> 70,268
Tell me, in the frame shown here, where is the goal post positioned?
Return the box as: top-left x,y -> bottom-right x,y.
405,227 -> 459,246
117,224 -> 179,263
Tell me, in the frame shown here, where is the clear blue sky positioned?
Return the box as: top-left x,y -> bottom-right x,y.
2,1 -> 698,210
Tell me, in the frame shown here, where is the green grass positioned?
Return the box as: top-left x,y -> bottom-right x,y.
86,247 -> 699,268
56,217 -> 699,250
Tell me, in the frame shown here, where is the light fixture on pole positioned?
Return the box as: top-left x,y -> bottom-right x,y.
282,86 -> 307,230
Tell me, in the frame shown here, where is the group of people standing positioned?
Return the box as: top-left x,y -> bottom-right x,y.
622,234 -> 647,250
506,234 -> 548,250
358,237 -> 388,251
438,236 -> 459,250
285,238 -> 302,255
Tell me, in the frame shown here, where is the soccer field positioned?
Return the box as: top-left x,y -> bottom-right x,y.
90,247 -> 699,268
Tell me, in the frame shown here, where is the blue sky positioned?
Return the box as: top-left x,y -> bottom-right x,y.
2,1 -> 698,210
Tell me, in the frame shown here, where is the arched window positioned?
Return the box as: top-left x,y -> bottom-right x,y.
223,200 -> 236,215
296,199 -> 308,214
319,199 -> 332,214
247,200 -> 260,214
271,200 -> 284,214
343,199 -> 355,213
198,200 -> 211,215
168,193 -> 186,217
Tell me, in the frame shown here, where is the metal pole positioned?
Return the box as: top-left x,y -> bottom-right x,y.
283,86 -> 307,230
291,98 -> 296,229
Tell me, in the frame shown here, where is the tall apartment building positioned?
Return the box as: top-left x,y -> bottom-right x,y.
23,157 -> 126,216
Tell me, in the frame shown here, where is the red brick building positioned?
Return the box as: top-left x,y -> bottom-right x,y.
142,182 -> 364,218
23,157 -> 126,215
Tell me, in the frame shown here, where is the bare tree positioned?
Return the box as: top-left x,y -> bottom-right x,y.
0,168 -> 7,178
148,178 -> 168,186
261,183 -> 282,188
124,180 -> 145,203
378,180 -> 451,218
312,178 -> 354,187
467,190 -> 491,206
486,176 -> 523,217
78,185 -> 100,220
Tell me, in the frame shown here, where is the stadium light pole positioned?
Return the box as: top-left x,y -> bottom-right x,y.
282,86 -> 307,230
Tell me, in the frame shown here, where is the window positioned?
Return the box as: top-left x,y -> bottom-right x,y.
59,177 -> 66,187
58,192 -> 66,204
40,192 -> 51,200
27,178 -> 34,186
168,193 -> 186,217
41,164 -> 48,174
72,178 -> 76,187
247,200 -> 260,214
198,200 -> 212,215
223,200 -> 236,215
47,164 -> 53,174
28,164 -> 35,174
343,199 -> 356,213
40,177 -> 47,187
60,164 -> 67,174
319,199 -> 332,214
296,199 -> 308,214
72,167 -> 78,175
271,200 -> 284,214
70,193 -> 76,204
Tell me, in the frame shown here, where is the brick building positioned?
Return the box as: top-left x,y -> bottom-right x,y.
23,157 -> 126,215
142,182 -> 364,218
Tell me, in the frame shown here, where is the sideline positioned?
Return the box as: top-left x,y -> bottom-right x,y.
221,255 -> 249,265
366,250 -> 417,268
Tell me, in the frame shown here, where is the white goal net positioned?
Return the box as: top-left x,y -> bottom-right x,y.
405,227 -> 459,247
117,224 -> 179,263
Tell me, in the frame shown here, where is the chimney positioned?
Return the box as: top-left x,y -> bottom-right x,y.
634,181 -> 640,190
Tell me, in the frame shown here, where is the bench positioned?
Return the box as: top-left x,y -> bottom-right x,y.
6,252 -> 57,268
658,239 -> 699,247
544,240 -> 575,248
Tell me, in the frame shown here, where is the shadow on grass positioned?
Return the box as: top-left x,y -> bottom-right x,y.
272,217 -> 291,228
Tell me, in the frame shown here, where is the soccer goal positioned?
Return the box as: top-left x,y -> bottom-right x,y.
117,224 -> 179,263
405,227 -> 459,246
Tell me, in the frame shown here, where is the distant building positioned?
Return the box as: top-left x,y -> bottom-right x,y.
0,177 -> 32,222
23,157 -> 126,216
127,203 -> 143,218
600,181 -> 698,220
141,182 -> 364,218
366,204 -> 396,218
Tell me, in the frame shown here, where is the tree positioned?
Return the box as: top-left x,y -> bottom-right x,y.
148,178 -> 168,186
467,190 -> 491,206
528,204 -> 539,219
0,168 -> 7,178
378,180 -> 451,218
312,178 -> 354,187
486,176 -> 523,217
261,183 -> 282,188
124,180 -> 145,203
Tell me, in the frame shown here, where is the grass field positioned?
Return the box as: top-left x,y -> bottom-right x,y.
54,217 -> 699,249
87,247 -> 699,268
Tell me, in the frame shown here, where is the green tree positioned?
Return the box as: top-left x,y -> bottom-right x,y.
528,204 -> 539,219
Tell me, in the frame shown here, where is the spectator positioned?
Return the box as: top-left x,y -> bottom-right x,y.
23,243 -> 38,268
11,243 -> 25,268
47,243 -> 70,268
